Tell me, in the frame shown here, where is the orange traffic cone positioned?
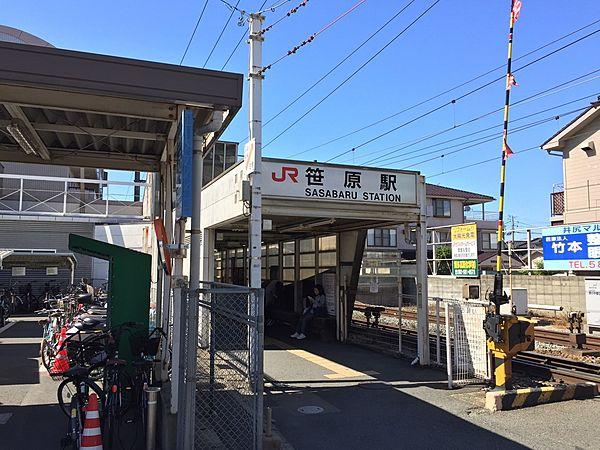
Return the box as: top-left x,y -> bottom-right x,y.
50,327 -> 70,374
80,393 -> 103,449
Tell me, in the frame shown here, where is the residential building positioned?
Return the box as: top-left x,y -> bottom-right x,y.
542,100 -> 600,225
359,184 -> 499,305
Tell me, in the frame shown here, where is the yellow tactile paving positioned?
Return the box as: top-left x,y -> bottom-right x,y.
267,337 -> 378,379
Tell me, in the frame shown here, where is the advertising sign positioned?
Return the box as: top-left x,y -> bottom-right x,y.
585,279 -> 600,327
262,160 -> 418,206
542,222 -> 600,270
451,223 -> 478,277
175,109 -> 193,218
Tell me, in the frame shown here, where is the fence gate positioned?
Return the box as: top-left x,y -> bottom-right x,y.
193,283 -> 264,449
444,300 -> 489,387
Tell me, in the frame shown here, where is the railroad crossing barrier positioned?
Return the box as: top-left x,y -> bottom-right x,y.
485,382 -> 598,411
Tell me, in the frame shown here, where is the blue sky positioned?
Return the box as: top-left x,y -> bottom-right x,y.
2,0 -> 599,226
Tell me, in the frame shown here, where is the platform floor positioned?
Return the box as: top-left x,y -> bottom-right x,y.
265,325 -> 600,450
0,316 -> 64,449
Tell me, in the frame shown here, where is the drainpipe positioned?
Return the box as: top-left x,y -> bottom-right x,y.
181,110 -> 225,450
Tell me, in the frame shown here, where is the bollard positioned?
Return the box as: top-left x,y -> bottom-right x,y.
145,386 -> 161,450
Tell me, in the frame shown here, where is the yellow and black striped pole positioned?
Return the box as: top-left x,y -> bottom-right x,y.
494,0 -> 518,308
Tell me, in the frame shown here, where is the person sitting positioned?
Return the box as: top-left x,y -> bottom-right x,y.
291,284 -> 327,340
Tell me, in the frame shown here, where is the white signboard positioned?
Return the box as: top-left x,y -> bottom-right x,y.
12,267 -> 25,277
262,160 -> 417,205
585,278 -> 600,327
242,139 -> 256,180
322,272 -> 337,316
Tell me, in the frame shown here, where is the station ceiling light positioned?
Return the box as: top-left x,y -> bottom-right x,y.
6,120 -> 39,156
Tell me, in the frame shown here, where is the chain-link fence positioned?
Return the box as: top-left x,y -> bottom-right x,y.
194,283 -> 264,450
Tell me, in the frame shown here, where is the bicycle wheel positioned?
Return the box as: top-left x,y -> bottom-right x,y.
40,338 -> 55,372
57,377 -> 104,417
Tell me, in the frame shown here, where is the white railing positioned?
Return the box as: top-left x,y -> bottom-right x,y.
0,173 -> 149,220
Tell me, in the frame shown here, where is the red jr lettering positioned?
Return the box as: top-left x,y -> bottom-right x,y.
272,166 -> 299,183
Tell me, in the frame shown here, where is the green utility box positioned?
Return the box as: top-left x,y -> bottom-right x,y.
69,234 -> 152,362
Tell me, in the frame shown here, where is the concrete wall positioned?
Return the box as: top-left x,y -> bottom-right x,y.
427,274 -> 586,314
92,222 -> 150,285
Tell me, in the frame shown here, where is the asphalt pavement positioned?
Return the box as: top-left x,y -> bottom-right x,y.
0,316 -> 65,449
265,324 -> 600,450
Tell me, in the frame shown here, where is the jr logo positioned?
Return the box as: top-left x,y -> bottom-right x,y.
271,166 -> 299,183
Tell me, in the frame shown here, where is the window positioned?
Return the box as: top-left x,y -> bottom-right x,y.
432,198 -> 451,218
367,228 -> 397,247
482,232 -> 498,250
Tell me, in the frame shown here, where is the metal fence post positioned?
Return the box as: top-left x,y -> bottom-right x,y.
63,180 -> 68,214
445,302 -> 453,389
435,298 -> 441,365
18,178 -> 23,212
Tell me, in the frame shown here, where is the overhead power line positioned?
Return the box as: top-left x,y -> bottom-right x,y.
294,18 -> 600,158
259,0 -> 416,134
401,106 -> 587,170
325,27 -> 600,162
204,0 -> 242,68
259,0 -> 367,75
179,0 -> 210,65
388,97 -> 597,167
427,145 -> 538,178
259,0 -> 311,36
263,0 -> 441,150
427,126 -> 597,179
360,69 -> 600,165
221,0 -> 270,70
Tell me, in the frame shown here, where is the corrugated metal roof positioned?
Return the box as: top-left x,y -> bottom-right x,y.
426,183 -> 494,202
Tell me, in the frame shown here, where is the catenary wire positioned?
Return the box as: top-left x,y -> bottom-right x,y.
205,0 -> 242,68
360,70 -> 600,165
259,0 -> 367,75
221,0 -> 270,70
180,0 -> 210,65
261,0 -> 416,131
263,0 -> 441,150
401,106 -> 587,169
293,18 -> 600,158
324,27 -> 600,162
387,98 -> 597,166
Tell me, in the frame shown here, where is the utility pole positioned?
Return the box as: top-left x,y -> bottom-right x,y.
248,13 -> 264,290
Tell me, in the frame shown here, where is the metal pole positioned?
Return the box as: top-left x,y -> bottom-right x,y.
145,386 -> 161,450
435,298 -> 441,365
248,13 -> 264,290
526,228 -> 532,270
182,136 -> 204,449
494,0 -> 518,308
445,302 -> 453,389
18,178 -> 23,212
171,219 -> 185,415
160,158 -> 174,381
397,254 -> 402,354
249,15 -> 264,450
416,177 -> 430,365
432,230 -> 438,275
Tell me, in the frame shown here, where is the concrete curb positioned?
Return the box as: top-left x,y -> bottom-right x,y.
485,382 -> 598,411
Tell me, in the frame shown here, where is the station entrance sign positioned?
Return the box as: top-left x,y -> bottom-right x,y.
262,160 -> 418,205
451,223 -> 478,277
542,222 -> 600,270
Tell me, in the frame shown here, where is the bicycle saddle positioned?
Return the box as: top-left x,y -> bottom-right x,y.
64,366 -> 89,379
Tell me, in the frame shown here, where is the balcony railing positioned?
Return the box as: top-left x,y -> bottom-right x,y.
550,190 -> 564,216
463,210 -> 499,221
0,173 -> 148,220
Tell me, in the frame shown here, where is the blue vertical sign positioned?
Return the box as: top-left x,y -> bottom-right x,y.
542,222 -> 600,270
176,109 -> 193,218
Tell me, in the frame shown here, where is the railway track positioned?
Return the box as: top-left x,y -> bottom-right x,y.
355,303 -> 600,351
350,316 -> 600,386
514,352 -> 600,385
